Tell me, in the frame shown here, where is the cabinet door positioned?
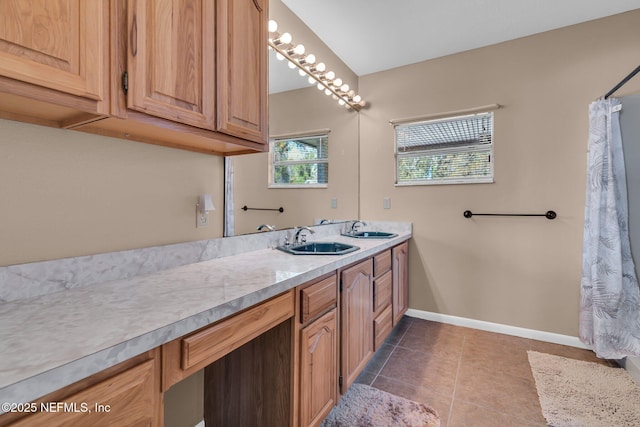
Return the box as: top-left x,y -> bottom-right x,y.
10,360 -> 158,427
299,309 -> 338,427
216,0 -> 268,143
340,258 -> 373,392
0,0 -> 108,104
126,0 -> 216,130
392,241 -> 409,326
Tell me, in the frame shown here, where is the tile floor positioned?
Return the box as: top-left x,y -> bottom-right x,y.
355,316 -> 617,427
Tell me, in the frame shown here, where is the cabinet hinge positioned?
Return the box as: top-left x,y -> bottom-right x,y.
122,72 -> 128,95
338,374 -> 343,388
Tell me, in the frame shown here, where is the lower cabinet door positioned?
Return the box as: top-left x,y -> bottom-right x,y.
299,308 -> 338,427
10,359 -> 157,427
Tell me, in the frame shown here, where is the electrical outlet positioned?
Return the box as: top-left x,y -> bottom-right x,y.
196,208 -> 209,228
383,197 -> 391,209
331,198 -> 338,209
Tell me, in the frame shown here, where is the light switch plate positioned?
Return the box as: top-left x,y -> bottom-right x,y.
331,198 -> 338,209
383,197 -> 391,209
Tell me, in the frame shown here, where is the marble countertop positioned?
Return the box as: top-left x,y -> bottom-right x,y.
0,231 -> 410,406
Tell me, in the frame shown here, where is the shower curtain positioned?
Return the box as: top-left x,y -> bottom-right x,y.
580,97 -> 640,359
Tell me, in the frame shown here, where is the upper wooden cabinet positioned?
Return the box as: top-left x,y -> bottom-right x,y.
0,0 -> 109,126
216,0 -> 268,143
0,0 -> 268,156
126,0 -> 216,131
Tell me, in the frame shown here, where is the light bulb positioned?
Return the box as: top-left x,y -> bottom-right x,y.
359,100 -> 366,107
316,62 -> 326,72
293,44 -> 305,55
305,54 -> 316,65
317,83 -> 324,90
347,90 -> 355,98
268,20 -> 278,33
353,95 -> 362,103
275,52 -> 285,61
338,99 -> 345,106
340,84 -> 349,93
280,32 -> 292,44
308,76 -> 316,84
332,94 -> 338,100
333,78 -> 343,87
324,88 -> 332,96
325,71 -> 335,81
288,61 -> 296,69
298,69 -> 306,76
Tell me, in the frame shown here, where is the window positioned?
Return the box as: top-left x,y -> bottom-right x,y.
269,134 -> 329,188
394,111 -> 494,185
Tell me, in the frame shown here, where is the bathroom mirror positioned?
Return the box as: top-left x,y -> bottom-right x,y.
230,85 -> 360,236
228,0 -> 361,236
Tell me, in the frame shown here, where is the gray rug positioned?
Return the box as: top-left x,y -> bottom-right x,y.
320,383 -> 440,427
528,350 -> 640,427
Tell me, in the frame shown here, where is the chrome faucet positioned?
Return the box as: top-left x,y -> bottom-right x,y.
319,219 -> 331,225
257,224 -> 275,232
351,220 -> 367,233
294,226 -> 315,244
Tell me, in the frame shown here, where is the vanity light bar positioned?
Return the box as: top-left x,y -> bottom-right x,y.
268,20 -> 366,111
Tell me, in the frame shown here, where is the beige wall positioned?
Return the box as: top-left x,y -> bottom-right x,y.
359,10 -> 640,336
0,120 -> 224,266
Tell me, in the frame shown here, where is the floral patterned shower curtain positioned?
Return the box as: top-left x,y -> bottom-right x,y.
580,97 -> 640,359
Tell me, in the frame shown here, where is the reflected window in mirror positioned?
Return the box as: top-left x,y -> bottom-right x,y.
269,133 -> 329,188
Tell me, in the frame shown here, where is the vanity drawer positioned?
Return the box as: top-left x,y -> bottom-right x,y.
163,289 -> 294,390
373,250 -> 392,277
374,305 -> 393,350
373,270 -> 392,314
300,274 -> 337,324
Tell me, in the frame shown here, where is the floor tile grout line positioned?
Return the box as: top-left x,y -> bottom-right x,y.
370,320 -> 413,384
446,334 -> 466,427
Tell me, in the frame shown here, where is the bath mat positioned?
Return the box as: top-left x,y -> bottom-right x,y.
320,383 -> 440,427
528,350 -> 640,427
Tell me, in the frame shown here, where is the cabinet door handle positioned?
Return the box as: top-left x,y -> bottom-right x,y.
252,0 -> 263,12
130,15 -> 138,57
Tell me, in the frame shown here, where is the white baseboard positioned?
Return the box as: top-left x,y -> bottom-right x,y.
622,356 -> 640,385
405,308 -> 590,349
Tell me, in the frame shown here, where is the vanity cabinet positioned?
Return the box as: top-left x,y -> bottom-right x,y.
0,0 -> 110,127
0,350 -> 161,427
0,0 -> 268,156
296,274 -> 338,427
373,250 -> 393,350
392,241 -> 409,326
0,238 -> 410,427
339,258 -> 374,393
162,289 -> 294,390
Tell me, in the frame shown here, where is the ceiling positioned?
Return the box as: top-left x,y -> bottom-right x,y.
270,0 -> 640,94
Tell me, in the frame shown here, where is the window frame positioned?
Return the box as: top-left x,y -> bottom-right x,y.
268,133 -> 329,189
394,111 -> 495,186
